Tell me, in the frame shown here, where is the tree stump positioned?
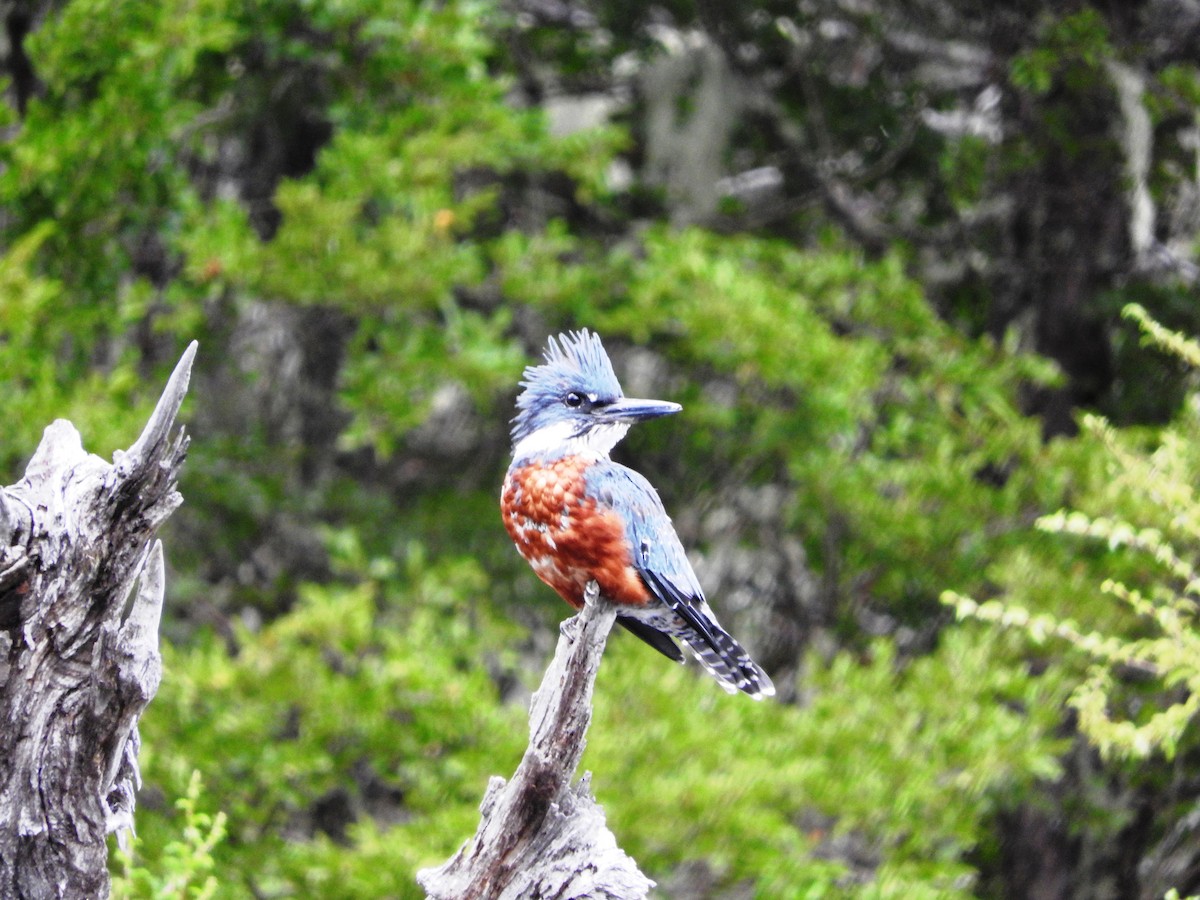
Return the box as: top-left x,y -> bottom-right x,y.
418,582 -> 653,899
0,343 -> 196,900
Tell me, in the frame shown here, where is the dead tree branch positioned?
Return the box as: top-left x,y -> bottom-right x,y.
0,342 -> 196,900
418,581 -> 653,899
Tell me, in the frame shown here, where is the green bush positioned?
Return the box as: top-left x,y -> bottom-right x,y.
947,305 -> 1200,762
113,772 -> 227,900
128,536 -> 527,898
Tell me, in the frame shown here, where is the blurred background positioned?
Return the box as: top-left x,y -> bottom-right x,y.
3,0 -> 1200,896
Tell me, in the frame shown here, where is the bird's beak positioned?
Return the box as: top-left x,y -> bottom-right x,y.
599,397 -> 682,423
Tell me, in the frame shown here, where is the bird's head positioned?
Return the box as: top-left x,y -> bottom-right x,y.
510,329 -> 681,459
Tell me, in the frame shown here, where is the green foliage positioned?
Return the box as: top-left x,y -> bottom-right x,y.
1156,64 -> 1200,112
499,223 -> 1064,624
169,0 -> 623,457
1005,7 -> 1122,179
588,627 -> 1065,896
0,222 -> 163,469
136,534 -> 527,897
1010,9 -> 1112,97
8,0 -> 235,289
946,304 -> 1200,761
112,771 -> 227,900
0,0 -> 237,461
938,134 -> 992,212
135,527 -> 1065,898
0,0 -> 620,459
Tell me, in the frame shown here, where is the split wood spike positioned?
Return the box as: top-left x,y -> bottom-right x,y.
0,342 -> 196,900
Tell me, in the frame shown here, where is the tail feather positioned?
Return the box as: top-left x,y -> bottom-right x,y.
678,625 -> 775,700
620,599 -> 775,700
638,569 -> 775,699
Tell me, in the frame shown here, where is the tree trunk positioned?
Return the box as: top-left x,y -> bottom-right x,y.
0,343 -> 196,900
418,582 -> 654,899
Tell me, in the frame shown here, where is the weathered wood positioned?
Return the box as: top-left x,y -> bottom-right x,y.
418,581 -> 653,899
0,342 -> 196,900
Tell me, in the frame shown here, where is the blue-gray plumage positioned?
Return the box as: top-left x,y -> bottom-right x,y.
583,461 -> 774,697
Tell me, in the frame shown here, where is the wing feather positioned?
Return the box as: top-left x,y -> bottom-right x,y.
617,616 -> 684,662
584,460 -> 775,698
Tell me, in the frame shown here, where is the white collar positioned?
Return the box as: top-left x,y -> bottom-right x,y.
512,419 -> 630,460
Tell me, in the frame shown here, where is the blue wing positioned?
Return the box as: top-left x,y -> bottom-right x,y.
583,461 -> 704,596
584,460 -> 775,699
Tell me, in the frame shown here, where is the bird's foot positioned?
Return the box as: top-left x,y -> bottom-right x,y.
581,580 -> 601,608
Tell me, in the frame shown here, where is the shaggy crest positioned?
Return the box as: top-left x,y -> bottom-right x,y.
510,330 -> 623,445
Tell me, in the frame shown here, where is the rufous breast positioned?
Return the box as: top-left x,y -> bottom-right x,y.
501,455 -> 650,608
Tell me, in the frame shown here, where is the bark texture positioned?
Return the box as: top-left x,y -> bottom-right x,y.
0,342 -> 195,900
418,582 -> 653,899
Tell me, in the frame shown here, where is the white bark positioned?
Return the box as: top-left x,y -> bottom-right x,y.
641,34 -> 745,226
0,342 -> 196,900
418,582 -> 653,899
1107,60 -> 1155,262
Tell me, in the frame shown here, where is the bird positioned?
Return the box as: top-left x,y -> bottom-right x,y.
501,329 -> 775,699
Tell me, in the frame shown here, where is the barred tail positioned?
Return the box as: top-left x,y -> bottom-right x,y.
678,622 -> 776,700
638,569 -> 776,699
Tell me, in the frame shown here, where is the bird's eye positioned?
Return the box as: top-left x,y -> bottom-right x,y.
564,392 -> 584,408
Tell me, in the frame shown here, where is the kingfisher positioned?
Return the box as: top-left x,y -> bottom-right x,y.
501,329 -> 775,699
